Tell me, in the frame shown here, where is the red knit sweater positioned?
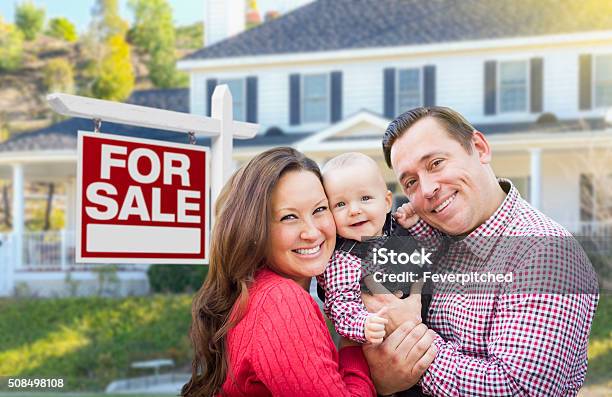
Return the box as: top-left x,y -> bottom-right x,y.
219,267 -> 376,396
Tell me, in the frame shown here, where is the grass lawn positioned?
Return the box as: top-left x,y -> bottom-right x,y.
584,292 -> 612,387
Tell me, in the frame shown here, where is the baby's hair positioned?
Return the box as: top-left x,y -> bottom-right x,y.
322,152 -> 379,174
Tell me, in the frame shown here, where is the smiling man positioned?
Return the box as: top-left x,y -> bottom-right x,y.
362,106 -> 599,396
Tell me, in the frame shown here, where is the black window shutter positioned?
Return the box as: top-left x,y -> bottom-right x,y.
384,68 -> 396,118
579,54 -> 592,110
206,78 -> 218,117
289,74 -> 300,125
484,61 -> 497,115
530,58 -> 543,113
423,65 -> 436,107
246,76 -> 258,123
330,71 -> 342,122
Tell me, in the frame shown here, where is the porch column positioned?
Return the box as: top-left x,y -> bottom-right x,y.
12,163 -> 24,270
529,148 -> 542,210
65,178 -> 76,231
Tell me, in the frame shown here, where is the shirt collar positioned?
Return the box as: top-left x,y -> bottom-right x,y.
459,178 -> 520,260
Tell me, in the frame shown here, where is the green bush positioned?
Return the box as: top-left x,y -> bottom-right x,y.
0,295 -> 193,391
15,1 -> 45,41
147,264 -> 208,293
47,17 -> 78,42
43,58 -> 75,93
0,17 -> 24,71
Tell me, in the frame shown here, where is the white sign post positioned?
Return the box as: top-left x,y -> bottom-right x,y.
47,85 -> 258,264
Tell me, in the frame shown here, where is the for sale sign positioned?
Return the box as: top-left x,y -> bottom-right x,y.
76,131 -> 209,264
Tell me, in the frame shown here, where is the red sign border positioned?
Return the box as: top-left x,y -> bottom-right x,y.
76,130 -> 210,265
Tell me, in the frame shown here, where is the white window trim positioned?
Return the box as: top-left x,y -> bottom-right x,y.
396,67 -> 423,115
593,53 -> 612,109
497,60 -> 530,114
219,78 -> 246,121
301,73 -> 330,124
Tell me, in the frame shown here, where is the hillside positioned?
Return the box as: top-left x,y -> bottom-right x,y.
0,22 -> 202,139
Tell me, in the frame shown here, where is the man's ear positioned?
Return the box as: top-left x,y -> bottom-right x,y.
472,130 -> 492,164
385,190 -> 393,212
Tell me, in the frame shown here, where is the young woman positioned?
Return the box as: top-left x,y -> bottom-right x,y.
181,147 -> 376,396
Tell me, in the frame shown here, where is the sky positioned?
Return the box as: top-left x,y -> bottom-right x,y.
0,0 -> 314,32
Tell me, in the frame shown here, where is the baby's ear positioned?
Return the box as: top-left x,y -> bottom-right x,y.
385,190 -> 393,212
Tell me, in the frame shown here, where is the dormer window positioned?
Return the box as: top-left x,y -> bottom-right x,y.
302,74 -> 329,123
397,68 -> 422,113
594,54 -> 612,108
219,78 -> 246,121
499,60 -> 528,113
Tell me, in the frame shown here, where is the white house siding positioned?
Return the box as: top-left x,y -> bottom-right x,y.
188,36 -> 612,133
190,73 -> 207,116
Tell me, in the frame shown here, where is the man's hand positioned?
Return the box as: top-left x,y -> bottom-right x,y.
363,319 -> 438,395
364,307 -> 389,345
362,277 -> 423,334
394,202 -> 419,229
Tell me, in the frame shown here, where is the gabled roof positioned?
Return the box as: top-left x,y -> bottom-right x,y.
296,110 -> 389,150
184,0 -> 612,61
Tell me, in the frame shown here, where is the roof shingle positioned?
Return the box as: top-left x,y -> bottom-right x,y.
183,0 -> 612,61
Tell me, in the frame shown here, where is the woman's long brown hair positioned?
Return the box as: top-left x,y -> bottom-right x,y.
181,147 -> 322,397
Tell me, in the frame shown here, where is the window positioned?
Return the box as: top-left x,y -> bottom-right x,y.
397,68 -> 421,113
219,78 -> 245,121
499,60 -> 528,112
302,74 -> 329,123
594,54 -> 612,108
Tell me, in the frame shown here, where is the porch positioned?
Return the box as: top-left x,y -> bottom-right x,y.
0,230 -> 150,297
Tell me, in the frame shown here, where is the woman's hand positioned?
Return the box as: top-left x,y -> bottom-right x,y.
362,319 -> 438,395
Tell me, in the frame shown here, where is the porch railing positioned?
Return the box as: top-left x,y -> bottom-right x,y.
19,230 -> 148,271
569,221 -> 612,254
22,230 -> 76,270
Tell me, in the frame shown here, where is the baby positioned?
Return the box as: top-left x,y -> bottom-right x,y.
317,152 -> 420,344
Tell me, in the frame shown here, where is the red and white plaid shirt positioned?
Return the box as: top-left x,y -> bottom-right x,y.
412,180 -> 599,396
317,249 -> 370,343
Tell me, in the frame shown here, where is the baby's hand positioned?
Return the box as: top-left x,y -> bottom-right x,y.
364,307 -> 388,344
394,202 -> 419,228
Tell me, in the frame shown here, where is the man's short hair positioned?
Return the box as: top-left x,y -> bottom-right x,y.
382,106 -> 476,168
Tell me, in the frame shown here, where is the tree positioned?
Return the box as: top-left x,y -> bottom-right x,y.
128,0 -> 186,88
81,0 -> 134,100
91,34 -> 135,101
47,17 -> 78,42
90,0 -> 128,41
15,1 -> 45,41
0,16 -> 24,71
43,58 -> 75,93
175,22 -> 203,50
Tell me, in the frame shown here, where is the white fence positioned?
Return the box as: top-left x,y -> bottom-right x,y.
571,221 -> 612,253
22,230 -> 76,270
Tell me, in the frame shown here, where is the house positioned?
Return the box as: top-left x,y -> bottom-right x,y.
1,0 -> 611,296
178,0 -> 612,230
